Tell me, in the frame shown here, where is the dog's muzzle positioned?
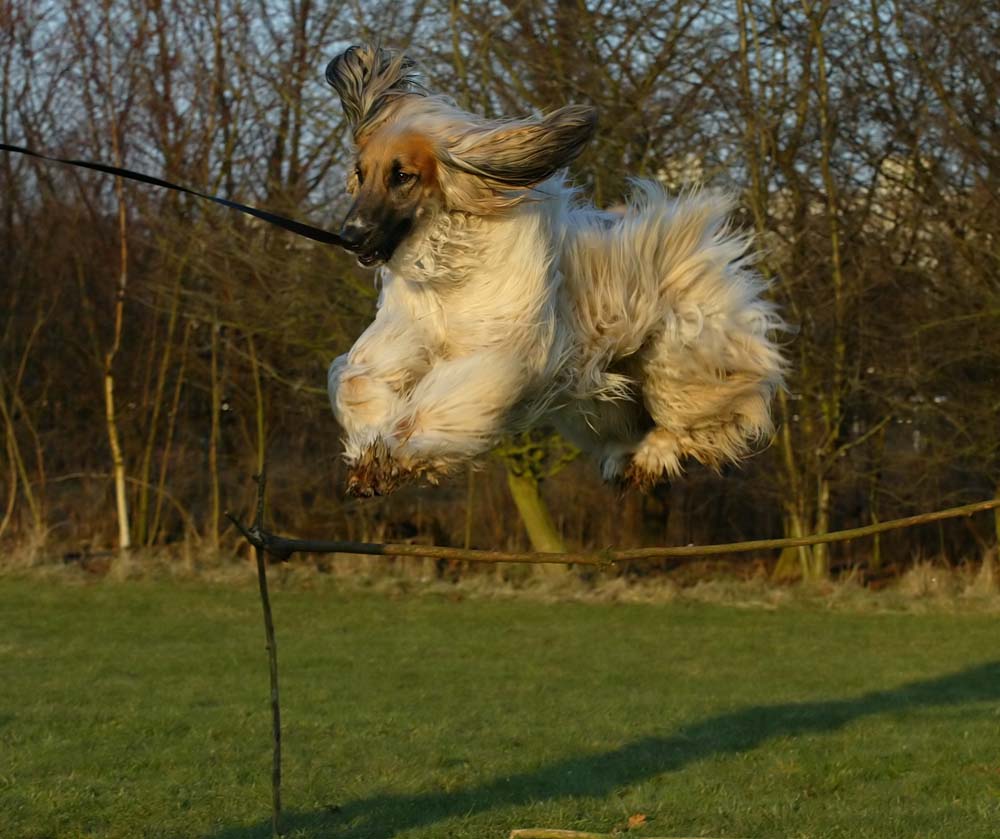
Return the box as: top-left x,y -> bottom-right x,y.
338,217 -> 413,267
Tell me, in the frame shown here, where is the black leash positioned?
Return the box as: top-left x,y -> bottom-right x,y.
0,141 -> 352,250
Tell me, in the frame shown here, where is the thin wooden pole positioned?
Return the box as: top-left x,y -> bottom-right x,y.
229,497 -> 1000,569
250,470 -> 282,836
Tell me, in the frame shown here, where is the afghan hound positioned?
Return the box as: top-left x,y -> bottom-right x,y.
325,45 -> 786,497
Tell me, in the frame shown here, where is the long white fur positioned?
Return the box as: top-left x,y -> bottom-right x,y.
327,53 -> 786,487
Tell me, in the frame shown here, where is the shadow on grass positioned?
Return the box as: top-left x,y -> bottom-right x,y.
205,661 -> 1000,839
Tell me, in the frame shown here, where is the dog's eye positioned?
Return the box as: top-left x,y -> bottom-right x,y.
354,166 -> 364,185
392,166 -> 416,187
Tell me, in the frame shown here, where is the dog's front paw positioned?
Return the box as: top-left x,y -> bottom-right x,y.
346,437 -> 410,497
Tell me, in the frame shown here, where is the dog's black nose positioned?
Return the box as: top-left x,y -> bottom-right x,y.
337,220 -> 372,252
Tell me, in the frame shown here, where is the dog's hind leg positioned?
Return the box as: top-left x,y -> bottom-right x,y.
624,314 -> 783,489
599,189 -> 786,489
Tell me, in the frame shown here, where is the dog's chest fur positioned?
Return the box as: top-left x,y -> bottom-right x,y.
383,201 -> 570,386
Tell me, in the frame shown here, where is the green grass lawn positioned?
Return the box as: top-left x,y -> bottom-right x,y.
1,574 -> 998,839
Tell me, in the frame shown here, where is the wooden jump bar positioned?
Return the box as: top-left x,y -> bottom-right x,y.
227,497 -> 1000,568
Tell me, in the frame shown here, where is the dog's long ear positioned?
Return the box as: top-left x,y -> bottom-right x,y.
443,105 -> 597,189
325,45 -> 421,142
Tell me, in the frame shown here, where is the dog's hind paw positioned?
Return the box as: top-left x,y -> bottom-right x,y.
619,428 -> 686,492
346,437 -> 409,497
619,460 -> 666,494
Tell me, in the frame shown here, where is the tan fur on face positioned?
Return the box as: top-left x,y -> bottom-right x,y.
351,108 -> 593,216
352,130 -> 440,201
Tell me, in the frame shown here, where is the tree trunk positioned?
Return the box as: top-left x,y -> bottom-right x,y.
247,333 -> 265,475
774,505 -> 810,581
105,167 -> 130,555
463,464 -> 475,550
150,321 -> 191,544
0,378 -> 42,537
102,4 -> 131,559
104,369 -> 130,552
994,480 -> 1000,561
807,4 -> 842,582
809,475 -> 832,580
773,391 -> 813,580
506,469 -> 567,580
136,275 -> 182,545
208,316 -> 221,552
869,425 -> 887,573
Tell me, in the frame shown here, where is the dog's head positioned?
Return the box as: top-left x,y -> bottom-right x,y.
326,44 -> 597,267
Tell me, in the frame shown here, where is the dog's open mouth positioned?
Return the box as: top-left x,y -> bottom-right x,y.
357,251 -> 384,267
353,219 -> 413,269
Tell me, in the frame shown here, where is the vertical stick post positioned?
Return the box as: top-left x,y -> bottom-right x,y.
252,469 -> 282,836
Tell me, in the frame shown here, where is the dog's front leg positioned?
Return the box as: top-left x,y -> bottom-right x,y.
329,352 -> 425,498
329,282 -> 439,495
388,350 -> 528,480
